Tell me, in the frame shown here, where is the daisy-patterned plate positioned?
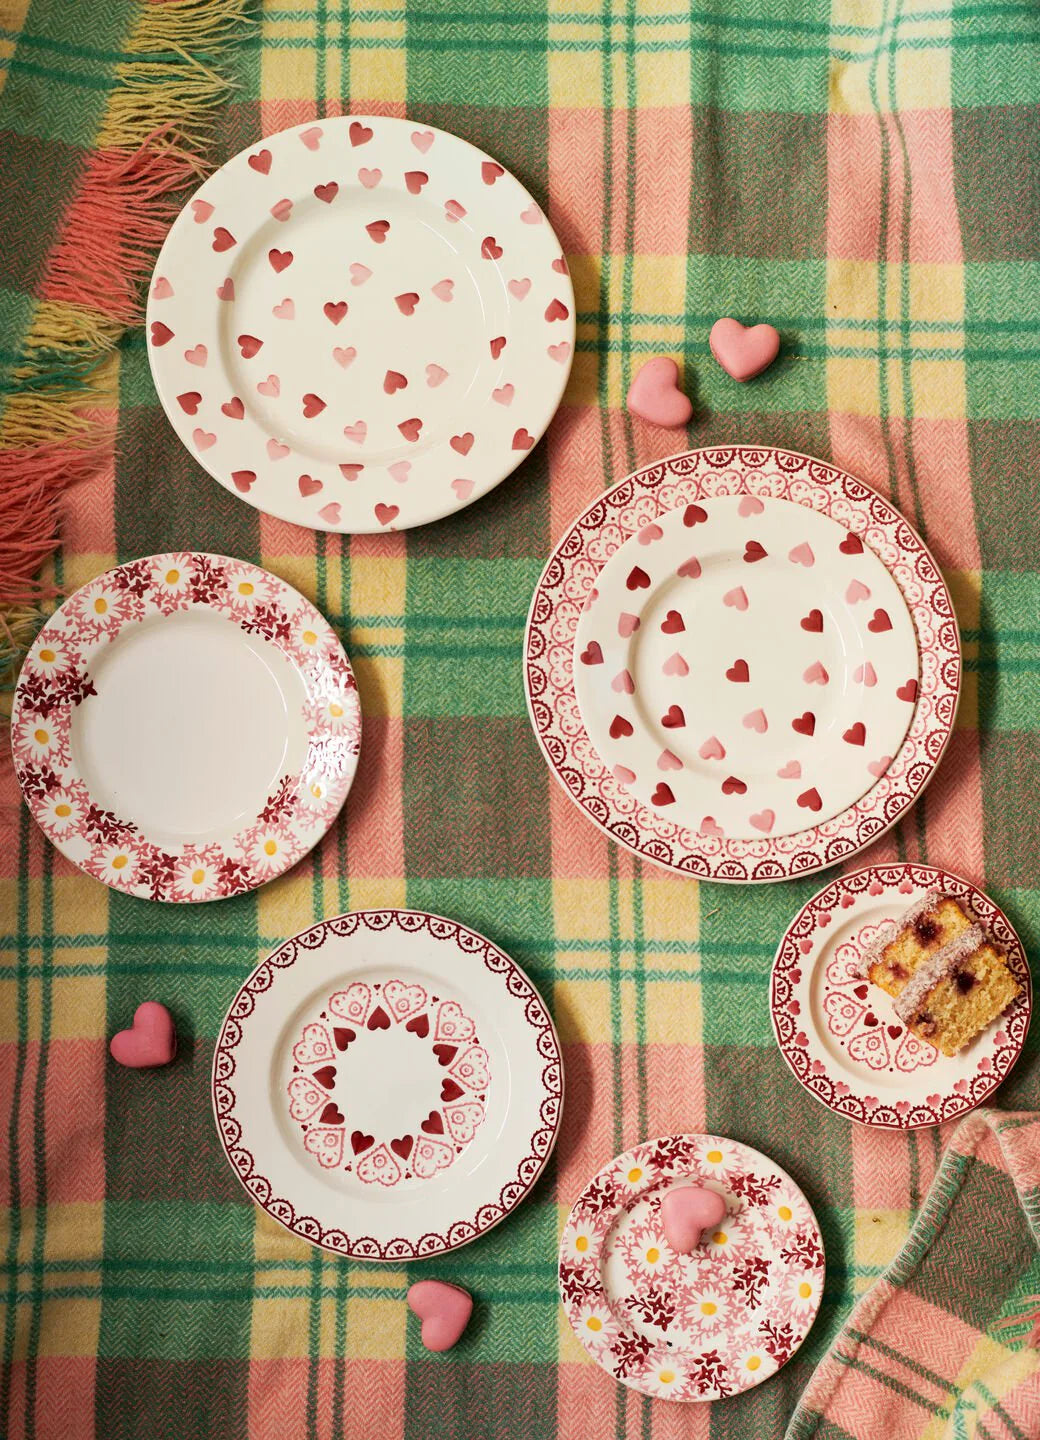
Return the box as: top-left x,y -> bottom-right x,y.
10,553 -> 361,901
147,116 -> 574,533
559,1134 -> 824,1402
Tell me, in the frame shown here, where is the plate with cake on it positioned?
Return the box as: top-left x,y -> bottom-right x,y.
770,864 -> 1030,1128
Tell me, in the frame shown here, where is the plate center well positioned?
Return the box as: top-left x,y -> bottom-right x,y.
72,609 -> 305,843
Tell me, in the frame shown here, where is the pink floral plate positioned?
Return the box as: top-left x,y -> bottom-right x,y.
213,910 -> 563,1259
147,116 -> 574,533
559,1134 -> 824,1401
10,553 -> 361,901
525,447 -> 961,883
770,864 -> 1031,1128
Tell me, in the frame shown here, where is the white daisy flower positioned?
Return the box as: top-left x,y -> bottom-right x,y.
39,787 -> 87,834
633,1237 -> 670,1274
70,577 -> 137,636
697,1142 -> 731,1176
574,1300 -> 614,1343
771,1188 -> 805,1231
29,636 -> 74,675
151,555 -> 196,604
615,1159 -> 651,1194
12,709 -> 70,765
222,566 -> 274,616
561,1226 -> 596,1263
85,843 -> 139,887
240,824 -> 295,878
684,1286 -> 730,1329
646,1364 -> 686,1399
786,1270 -> 822,1315
735,1345 -> 776,1383
170,848 -> 224,902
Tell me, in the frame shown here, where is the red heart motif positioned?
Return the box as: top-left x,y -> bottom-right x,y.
854,984 -> 869,1000
270,198 -> 293,222
609,715 -> 633,739
375,503 -> 399,527
677,556 -> 701,579
726,658 -> 750,683
237,334 -> 263,358
312,1066 -> 337,1088
661,705 -> 685,729
367,1006 -> 391,1031
490,336 -> 506,359
651,782 -> 675,806
421,1110 -> 445,1134
553,255 -> 568,273
843,722 -> 866,746
212,227 -> 236,252
349,121 -> 373,145
721,776 -> 747,795
661,610 -> 685,634
407,1280 -> 473,1353
512,428 -> 535,450
333,1027 -> 355,1049
709,317 -> 780,381
150,321 -> 174,347
177,391 -> 201,414
231,470 -> 256,492
888,1025 -> 902,1039
840,532 -> 864,555
580,642 -> 603,665
323,301 -> 348,325
684,504 -> 708,526
109,1002 -> 176,1069
395,292 -> 419,315
339,463 -> 362,481
314,181 -> 338,203
867,608 -> 892,633
481,236 -> 503,260
302,393 -> 326,418
398,418 -> 423,442
390,1134 -> 414,1159
441,1078 -> 464,1102
384,370 -> 407,394
797,787 -> 823,812
626,565 -> 650,590
216,278 -> 234,301
433,1044 -> 458,1067
481,161 -> 504,184
743,540 -> 767,563
268,248 -> 293,272
801,609 -> 823,632
365,220 -> 390,244
863,1012 -> 878,1027
451,433 -> 474,456
405,170 -> 429,194
248,149 -> 272,174
896,678 -> 918,702
298,475 -> 322,497
406,1013 -> 430,1038
221,397 -> 245,420
792,711 -> 815,736
351,1130 -> 374,1154
544,298 -> 569,322
320,1103 -> 344,1125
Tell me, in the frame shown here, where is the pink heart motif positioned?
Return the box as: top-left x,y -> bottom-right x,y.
343,421 -> 367,444
789,542 -> 815,567
854,662 -> 878,687
257,375 -> 280,397
867,755 -> 893,778
803,660 -> 829,685
388,461 -> 411,484
151,276 -> 173,300
709,317 -> 780,381
823,990 -> 865,1038
611,669 -> 635,694
776,760 -> 801,779
319,502 -> 342,525
426,364 -> 449,387
658,749 -> 682,771
507,277 -> 531,300
266,438 -> 290,461
407,1281 -> 473,1352
492,384 -> 514,406
846,579 -> 871,604
432,278 -> 454,302
292,1022 -> 335,1066
613,764 -> 636,785
699,816 -> 724,837
723,586 -> 749,611
451,478 -> 474,501
270,198 -> 293,222
193,428 -> 216,451
699,736 -> 725,761
333,347 -> 357,369
617,613 -> 640,638
737,494 -> 765,517
848,1029 -> 890,1069
411,129 -> 434,153
109,1002 -> 176,1069
637,523 -> 663,545
350,264 -> 372,286
625,357 -> 692,428
273,298 -> 295,319
677,556 -> 701,579
662,652 -> 688,677
743,708 -> 768,733
749,809 -> 775,833
660,1185 -> 727,1253
300,126 -> 323,150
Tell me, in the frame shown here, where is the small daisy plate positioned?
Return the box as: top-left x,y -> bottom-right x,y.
147,115 -> 574,532
770,864 -> 1031,1128
559,1134 -> 824,1401
10,552 -> 360,901
213,910 -> 563,1259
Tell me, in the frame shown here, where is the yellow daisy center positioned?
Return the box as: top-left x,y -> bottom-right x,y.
165,569 -> 180,584
38,648 -> 55,663
111,855 -> 128,870
746,1356 -> 761,1372
34,728 -> 49,744
574,1235 -> 588,1253
93,597 -> 107,614
778,1205 -> 792,1222
54,804 -> 71,818
658,1370 -> 675,1385
238,581 -> 254,595
799,1282 -> 812,1299
706,1149 -> 723,1163
700,1301 -> 717,1316
263,839 -> 277,856
645,1248 -> 659,1264
329,703 -> 343,717
192,869 -> 205,885
712,1231 -> 727,1245
311,783 -> 323,798
302,629 -> 317,645
586,1316 -> 602,1332
627,1167 -> 642,1183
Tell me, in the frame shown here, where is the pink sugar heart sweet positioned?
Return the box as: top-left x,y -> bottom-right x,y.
709,318 -> 780,382
109,1002 -> 176,1069
626,357 -> 693,428
661,1184 -> 727,1253
407,1280 -> 473,1352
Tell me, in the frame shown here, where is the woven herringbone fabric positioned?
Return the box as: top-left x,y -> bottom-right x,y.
2,1 -> 1039,1437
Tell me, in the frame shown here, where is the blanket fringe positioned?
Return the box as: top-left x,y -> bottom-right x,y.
0,0 -> 249,684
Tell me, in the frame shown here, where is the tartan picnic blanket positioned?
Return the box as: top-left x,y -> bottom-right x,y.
2,1 -> 1039,1438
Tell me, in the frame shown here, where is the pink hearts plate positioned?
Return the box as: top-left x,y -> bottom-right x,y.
147,116 -> 574,533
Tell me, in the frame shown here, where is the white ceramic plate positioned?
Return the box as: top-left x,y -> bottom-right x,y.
525,447 -> 961,882
10,553 -> 360,901
147,116 -> 574,533
559,1134 -> 824,1401
770,864 -> 1031,1128
213,910 -> 563,1259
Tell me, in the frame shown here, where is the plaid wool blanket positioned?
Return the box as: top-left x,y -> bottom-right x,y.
2,0 -> 1039,1437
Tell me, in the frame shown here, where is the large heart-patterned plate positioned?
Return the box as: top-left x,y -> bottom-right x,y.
147,116 -> 574,532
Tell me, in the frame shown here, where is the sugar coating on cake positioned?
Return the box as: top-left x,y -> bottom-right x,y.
856,891 -> 977,998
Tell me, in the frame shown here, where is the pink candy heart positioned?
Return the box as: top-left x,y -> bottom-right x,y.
661,1184 -> 727,1253
709,317 -> 780,382
626,357 -> 692,428
109,1002 -> 176,1069
407,1280 -> 473,1352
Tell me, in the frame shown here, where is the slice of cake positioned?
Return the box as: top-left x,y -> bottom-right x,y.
857,893 -> 1021,1057
857,891 -> 977,999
